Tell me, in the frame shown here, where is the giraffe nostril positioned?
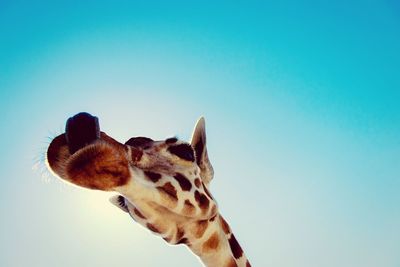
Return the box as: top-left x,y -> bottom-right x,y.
65,112 -> 100,154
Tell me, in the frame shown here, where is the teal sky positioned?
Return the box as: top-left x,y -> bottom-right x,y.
1,1 -> 399,266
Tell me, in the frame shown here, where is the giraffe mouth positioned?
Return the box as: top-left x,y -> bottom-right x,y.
65,112 -> 101,154
47,113 -> 129,190
46,112 -> 111,173
47,112 -> 103,176
47,112 -> 123,175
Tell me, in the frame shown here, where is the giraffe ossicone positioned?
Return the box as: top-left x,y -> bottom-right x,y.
47,112 -> 251,267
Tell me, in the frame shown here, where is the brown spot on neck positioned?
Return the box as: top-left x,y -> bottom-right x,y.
157,182 -> 177,200
219,215 -> 231,234
173,173 -> 192,191
183,199 -> 195,215
202,232 -> 220,253
246,260 -> 252,267
144,171 -> 162,183
226,258 -> 238,267
146,223 -> 161,234
133,208 -> 146,219
194,190 -> 210,212
194,220 -> 209,238
228,234 -> 243,259
194,178 -> 201,188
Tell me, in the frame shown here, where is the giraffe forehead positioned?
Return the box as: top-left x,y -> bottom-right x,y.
144,170 -> 198,196
126,136 -> 182,149
126,136 -> 195,164
130,139 -> 200,176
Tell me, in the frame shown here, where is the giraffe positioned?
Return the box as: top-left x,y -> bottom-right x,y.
46,112 -> 251,267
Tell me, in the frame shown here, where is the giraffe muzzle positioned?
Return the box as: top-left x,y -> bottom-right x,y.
65,112 -> 100,154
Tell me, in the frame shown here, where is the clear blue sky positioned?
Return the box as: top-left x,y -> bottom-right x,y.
1,1 -> 399,266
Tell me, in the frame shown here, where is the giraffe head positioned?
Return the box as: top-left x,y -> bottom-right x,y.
47,112 -> 217,234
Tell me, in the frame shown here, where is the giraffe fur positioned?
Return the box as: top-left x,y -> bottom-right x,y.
47,113 -> 251,267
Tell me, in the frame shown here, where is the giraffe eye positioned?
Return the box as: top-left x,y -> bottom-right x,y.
168,144 -> 195,162
125,137 -> 154,148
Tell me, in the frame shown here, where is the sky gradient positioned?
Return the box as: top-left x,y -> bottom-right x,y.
1,1 -> 399,266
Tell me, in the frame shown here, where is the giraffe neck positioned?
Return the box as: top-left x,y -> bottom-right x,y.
182,213 -> 251,267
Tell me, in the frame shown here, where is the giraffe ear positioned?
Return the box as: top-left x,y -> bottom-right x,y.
191,117 -> 214,184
